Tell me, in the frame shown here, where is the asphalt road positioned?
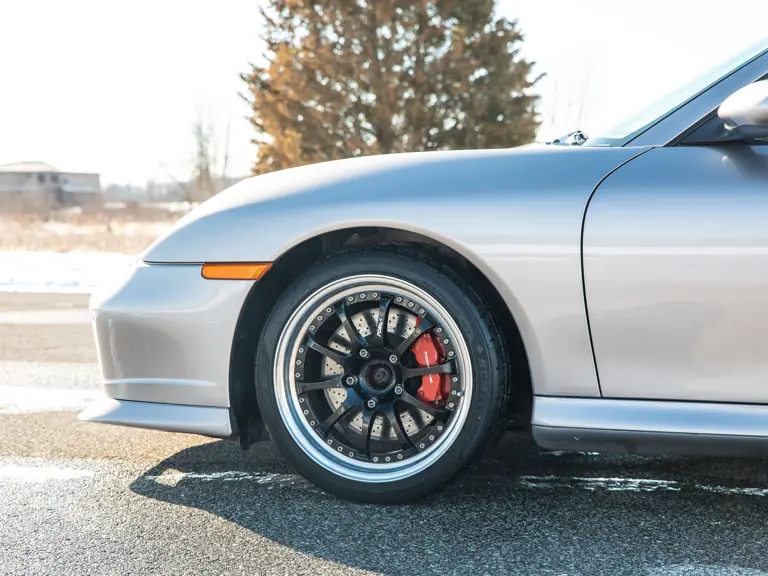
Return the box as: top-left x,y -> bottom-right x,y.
2,292 -> 768,575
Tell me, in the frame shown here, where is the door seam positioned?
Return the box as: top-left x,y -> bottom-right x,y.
579,147 -> 655,397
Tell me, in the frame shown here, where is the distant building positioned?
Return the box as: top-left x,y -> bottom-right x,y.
0,161 -> 101,207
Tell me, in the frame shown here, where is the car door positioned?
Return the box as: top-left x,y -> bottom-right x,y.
583,142 -> 768,403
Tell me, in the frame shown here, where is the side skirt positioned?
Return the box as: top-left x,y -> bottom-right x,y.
532,396 -> 768,457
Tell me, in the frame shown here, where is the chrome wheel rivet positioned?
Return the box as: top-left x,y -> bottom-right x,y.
337,446 -> 343,452
327,439 -> 333,445
366,399 -> 377,409
385,456 -> 391,462
448,351 -> 454,357
299,347 -> 304,353
359,349 -> 369,358
418,308 -> 425,314
396,297 -> 403,303
296,359 -> 301,365
372,293 -> 378,298
345,376 -> 356,386
436,327 -> 443,334
389,354 -> 398,363
303,410 -> 309,415
429,435 -> 435,440
419,443 -> 425,449
299,397 -> 305,403
407,302 -> 414,308
295,372 -> 301,378
394,385 -> 403,396
349,452 -> 354,457
437,425 -> 443,431
443,338 -> 449,345
310,421 -> 315,426
397,454 -> 403,460
317,316 -> 323,321
448,402 -> 455,409
373,457 -> 379,462
452,377 -> 458,383
451,390 -> 457,396
347,296 -> 354,302
360,293 -> 366,299
326,307 -> 332,313
309,325 -> 315,331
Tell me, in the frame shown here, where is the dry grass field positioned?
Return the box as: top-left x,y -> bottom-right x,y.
0,205 -> 185,253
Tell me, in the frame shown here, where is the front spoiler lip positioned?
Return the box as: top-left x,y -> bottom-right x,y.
79,397 -> 235,438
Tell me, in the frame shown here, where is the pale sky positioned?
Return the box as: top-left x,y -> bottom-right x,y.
1,1 -> 767,185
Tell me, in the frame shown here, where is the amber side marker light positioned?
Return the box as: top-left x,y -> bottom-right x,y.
201,263 -> 272,280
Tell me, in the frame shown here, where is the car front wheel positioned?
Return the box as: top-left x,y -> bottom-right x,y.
255,251 -> 509,503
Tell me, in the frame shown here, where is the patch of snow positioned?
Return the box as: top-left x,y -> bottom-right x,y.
0,251 -> 135,293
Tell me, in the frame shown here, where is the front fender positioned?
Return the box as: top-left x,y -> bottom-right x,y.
144,145 -> 648,399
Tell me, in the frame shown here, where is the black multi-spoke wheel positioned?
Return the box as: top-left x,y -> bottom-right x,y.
256,251 -> 509,503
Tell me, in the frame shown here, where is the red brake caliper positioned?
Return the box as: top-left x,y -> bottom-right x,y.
410,322 -> 450,403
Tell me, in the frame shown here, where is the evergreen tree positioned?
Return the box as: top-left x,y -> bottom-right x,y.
242,0 -> 540,174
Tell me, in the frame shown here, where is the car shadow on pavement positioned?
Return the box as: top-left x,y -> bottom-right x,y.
130,432 -> 768,575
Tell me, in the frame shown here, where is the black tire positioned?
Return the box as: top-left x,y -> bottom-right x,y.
255,250 -> 509,503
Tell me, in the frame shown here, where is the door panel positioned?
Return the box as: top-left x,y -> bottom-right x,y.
584,145 -> 768,403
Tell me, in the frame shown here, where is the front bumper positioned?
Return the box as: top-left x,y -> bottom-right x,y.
79,261 -> 254,436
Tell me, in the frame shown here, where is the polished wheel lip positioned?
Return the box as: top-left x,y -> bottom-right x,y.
273,274 -> 473,483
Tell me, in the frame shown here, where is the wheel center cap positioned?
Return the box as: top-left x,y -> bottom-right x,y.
370,366 -> 391,387
361,360 -> 395,394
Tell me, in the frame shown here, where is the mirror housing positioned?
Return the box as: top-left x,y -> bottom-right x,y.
718,79 -> 768,140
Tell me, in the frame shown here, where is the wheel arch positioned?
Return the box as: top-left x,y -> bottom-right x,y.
229,225 -> 534,448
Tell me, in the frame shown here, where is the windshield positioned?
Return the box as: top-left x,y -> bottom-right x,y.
586,37 -> 768,146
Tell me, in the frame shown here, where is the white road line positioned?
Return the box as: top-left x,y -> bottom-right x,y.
519,475 -> 680,493
0,361 -> 101,413
0,308 -> 92,325
542,451 -> 601,457
3,460 -> 768,498
144,469 -> 307,488
0,385 -> 99,414
0,360 -> 101,389
646,565 -> 768,576
142,470 -> 768,497
518,475 -> 768,497
0,464 -> 93,483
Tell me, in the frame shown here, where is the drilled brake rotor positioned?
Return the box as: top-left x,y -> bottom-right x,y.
323,307 -> 432,438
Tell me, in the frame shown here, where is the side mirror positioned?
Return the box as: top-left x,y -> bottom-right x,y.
718,79 -> 768,140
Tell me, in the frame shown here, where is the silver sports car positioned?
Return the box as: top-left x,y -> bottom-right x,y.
81,39 -> 768,503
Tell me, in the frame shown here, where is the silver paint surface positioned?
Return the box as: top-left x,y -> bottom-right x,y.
78,397 -> 233,437
584,145 -> 768,402
89,262 -> 252,408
